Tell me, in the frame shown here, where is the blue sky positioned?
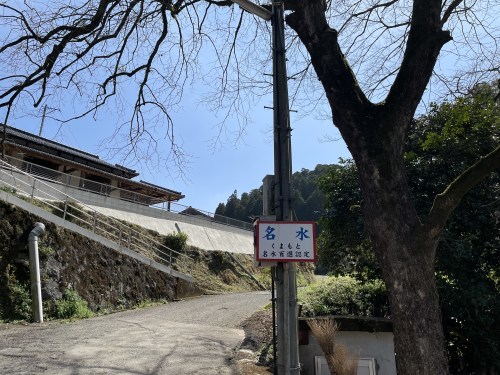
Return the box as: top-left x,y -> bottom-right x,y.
3,2 -> 496,215
8,87 -> 350,214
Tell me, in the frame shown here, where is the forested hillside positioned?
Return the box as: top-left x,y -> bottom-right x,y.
215,164 -> 334,223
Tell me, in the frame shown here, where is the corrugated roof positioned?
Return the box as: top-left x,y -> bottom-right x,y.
139,180 -> 182,196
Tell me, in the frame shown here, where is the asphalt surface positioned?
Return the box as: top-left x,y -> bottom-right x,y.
0,291 -> 271,375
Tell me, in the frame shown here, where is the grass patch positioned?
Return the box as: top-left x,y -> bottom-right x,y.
133,299 -> 168,309
38,242 -> 55,259
51,201 -> 90,227
175,248 -> 270,294
0,185 -> 17,194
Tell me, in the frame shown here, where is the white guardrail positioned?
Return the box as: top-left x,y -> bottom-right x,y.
0,158 -> 193,273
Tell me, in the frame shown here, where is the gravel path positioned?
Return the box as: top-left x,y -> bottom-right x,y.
0,291 -> 271,375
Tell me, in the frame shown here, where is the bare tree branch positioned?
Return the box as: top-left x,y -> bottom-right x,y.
441,0 -> 464,25
286,0 -> 374,126
385,0 -> 452,118
0,0 -> 496,169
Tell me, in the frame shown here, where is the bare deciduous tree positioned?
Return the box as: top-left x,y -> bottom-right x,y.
0,0 -> 269,166
0,0 -> 498,373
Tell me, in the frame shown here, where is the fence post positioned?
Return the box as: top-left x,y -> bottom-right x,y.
63,199 -> 68,221
31,179 -> 36,202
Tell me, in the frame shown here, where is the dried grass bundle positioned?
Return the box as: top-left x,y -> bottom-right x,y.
308,318 -> 358,375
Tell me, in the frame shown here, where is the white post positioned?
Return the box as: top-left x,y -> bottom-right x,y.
28,222 -> 46,323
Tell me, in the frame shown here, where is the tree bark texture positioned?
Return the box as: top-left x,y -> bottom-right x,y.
357,154 -> 450,375
346,129 -> 450,375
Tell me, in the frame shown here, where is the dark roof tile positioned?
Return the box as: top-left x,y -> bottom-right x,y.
2,124 -> 138,177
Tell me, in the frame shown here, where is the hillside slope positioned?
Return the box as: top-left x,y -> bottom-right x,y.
0,200 -> 265,322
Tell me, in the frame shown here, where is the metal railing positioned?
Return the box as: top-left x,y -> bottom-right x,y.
153,201 -> 254,231
0,158 -> 193,275
6,155 -> 163,205
3,155 -> 253,231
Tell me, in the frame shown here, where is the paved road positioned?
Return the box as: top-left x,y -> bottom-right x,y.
0,291 -> 271,375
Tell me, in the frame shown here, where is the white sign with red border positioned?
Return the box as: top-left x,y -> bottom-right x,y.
255,221 -> 316,262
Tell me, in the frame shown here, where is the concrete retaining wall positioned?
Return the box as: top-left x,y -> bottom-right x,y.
86,205 -> 254,255
0,190 -> 192,282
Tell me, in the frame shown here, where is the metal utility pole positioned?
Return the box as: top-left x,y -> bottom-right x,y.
231,1 -> 299,373
1,122 -> 6,160
272,2 -> 299,374
38,105 -> 47,137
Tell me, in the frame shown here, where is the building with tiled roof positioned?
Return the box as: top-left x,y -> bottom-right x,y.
0,124 -> 184,205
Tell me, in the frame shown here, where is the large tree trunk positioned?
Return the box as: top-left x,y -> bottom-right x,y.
378,242 -> 449,375
358,160 -> 449,374
353,132 -> 451,374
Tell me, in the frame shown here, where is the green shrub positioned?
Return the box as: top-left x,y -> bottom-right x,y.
164,232 -> 188,252
3,265 -> 32,321
299,275 -> 389,317
9,282 -> 32,321
55,289 -> 94,319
